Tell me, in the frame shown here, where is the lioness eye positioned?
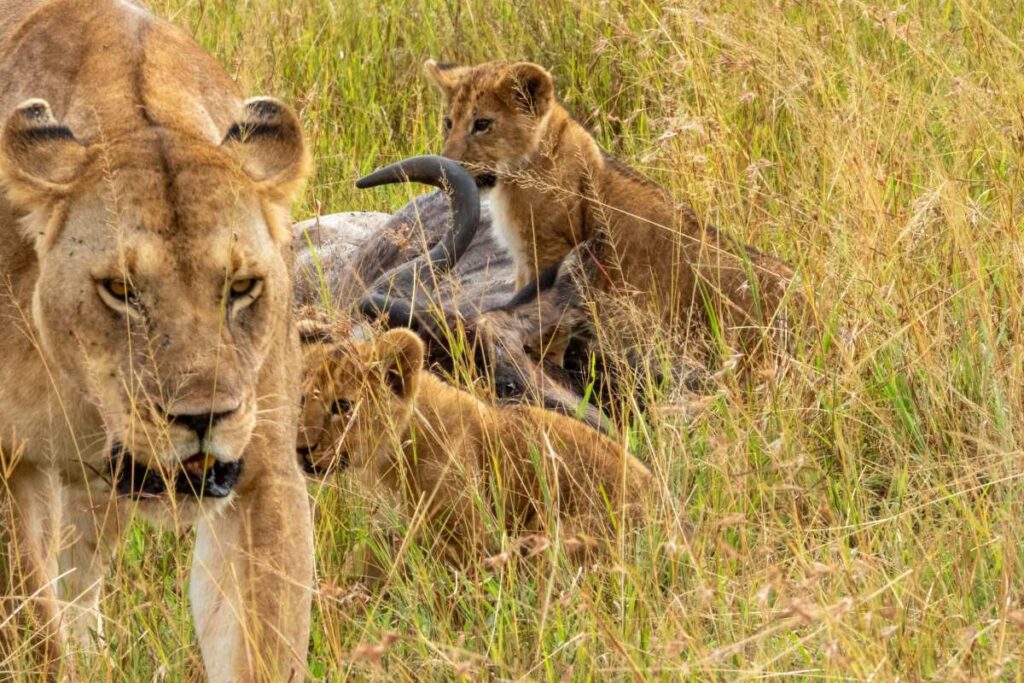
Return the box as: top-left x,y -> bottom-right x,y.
472,118 -> 492,134
229,278 -> 259,298
104,279 -> 134,301
443,117 -> 453,132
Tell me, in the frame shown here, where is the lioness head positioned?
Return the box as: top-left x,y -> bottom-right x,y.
424,60 -> 555,185
297,326 -> 424,475
0,97 -> 308,502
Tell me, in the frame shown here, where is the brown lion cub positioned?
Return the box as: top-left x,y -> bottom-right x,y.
425,59 -> 797,355
297,324 -> 654,566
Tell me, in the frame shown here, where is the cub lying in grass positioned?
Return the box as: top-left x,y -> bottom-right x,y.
297,322 -> 654,567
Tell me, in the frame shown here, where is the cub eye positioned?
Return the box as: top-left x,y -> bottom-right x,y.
229,277 -> 261,300
329,399 -> 352,416
443,117 -> 453,132
472,118 -> 493,134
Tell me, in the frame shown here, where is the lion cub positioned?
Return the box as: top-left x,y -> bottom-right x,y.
425,59 -> 796,355
298,324 -> 654,566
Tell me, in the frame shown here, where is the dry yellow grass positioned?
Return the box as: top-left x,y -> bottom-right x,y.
4,0 -> 1024,679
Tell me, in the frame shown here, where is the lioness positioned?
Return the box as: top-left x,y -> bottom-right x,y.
296,323 -> 654,569
0,1 -> 313,679
424,59 -> 797,359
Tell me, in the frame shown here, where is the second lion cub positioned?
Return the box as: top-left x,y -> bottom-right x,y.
424,59 -> 797,357
298,324 -> 654,566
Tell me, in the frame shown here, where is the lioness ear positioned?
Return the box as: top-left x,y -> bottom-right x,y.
0,99 -> 89,209
376,328 -> 425,399
505,62 -> 554,117
222,97 -> 310,201
423,59 -> 462,95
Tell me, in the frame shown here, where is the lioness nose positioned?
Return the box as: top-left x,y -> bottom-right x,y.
165,408 -> 237,440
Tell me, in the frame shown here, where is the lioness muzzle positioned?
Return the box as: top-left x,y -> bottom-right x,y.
109,443 -> 243,500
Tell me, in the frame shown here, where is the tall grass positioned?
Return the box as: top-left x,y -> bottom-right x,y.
8,0 -> 1024,679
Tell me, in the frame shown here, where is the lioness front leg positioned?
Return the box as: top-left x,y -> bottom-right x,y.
190,451 -> 313,682
58,491 -> 126,652
3,461 -> 63,670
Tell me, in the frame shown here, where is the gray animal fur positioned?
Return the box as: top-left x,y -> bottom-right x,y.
294,191 -> 513,315
292,192 -> 617,432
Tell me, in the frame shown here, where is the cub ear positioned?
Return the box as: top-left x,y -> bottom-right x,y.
0,99 -> 89,209
504,62 -> 554,117
423,59 -> 463,95
221,97 -> 310,202
375,328 -> 425,399
297,318 -> 334,345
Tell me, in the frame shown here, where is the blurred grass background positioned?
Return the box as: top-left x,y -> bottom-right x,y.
15,0 -> 1024,679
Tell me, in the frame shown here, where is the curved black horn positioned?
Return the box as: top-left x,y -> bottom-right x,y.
359,293 -> 416,329
355,155 -> 481,328
359,292 -> 460,371
356,155 -> 480,290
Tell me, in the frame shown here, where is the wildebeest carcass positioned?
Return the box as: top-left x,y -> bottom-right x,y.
293,156 -> 620,432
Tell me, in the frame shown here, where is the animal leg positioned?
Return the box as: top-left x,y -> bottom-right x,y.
189,452 -> 313,683
57,490 -> 125,653
2,461 -> 63,671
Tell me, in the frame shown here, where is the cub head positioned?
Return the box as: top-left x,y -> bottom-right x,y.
424,59 -> 555,184
0,97 -> 308,506
297,326 -> 424,475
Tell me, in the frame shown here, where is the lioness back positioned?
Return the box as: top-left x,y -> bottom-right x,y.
1,0 -> 245,136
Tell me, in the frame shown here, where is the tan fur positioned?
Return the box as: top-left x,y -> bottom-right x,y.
298,325 -> 654,568
425,59 -> 797,358
0,2 -> 313,679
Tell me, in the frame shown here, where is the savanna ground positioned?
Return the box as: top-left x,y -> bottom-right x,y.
10,0 -> 1024,679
